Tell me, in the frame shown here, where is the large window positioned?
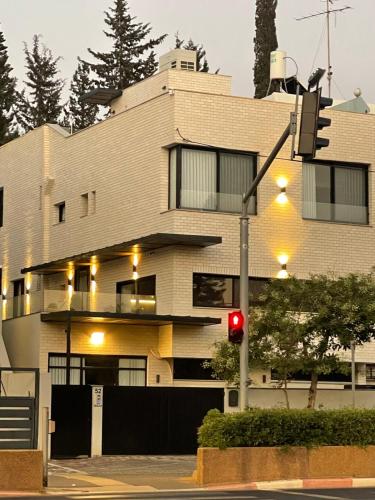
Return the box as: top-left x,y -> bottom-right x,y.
193,273 -> 268,308
170,146 -> 257,213
173,358 -> 217,380
116,275 -> 156,314
303,162 -> 368,224
48,354 -> 147,386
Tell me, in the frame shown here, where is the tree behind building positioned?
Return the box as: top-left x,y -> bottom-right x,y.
84,0 -> 167,91
17,35 -> 64,132
0,28 -> 18,145
61,60 -> 99,131
253,0 -> 278,99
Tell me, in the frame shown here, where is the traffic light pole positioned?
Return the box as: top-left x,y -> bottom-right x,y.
239,123 -> 291,411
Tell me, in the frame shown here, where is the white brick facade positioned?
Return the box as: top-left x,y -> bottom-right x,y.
1,63 -> 375,388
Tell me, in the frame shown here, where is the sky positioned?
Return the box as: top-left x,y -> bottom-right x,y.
1,0 -> 374,102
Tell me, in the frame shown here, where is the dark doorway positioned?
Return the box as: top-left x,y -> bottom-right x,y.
51,385 -> 92,458
102,387 -> 224,455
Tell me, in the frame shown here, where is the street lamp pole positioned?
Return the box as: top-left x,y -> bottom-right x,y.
239,123 -> 292,411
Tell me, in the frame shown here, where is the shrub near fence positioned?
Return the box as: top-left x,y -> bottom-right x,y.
198,408 -> 375,449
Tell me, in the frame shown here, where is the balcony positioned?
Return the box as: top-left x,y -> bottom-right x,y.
2,290 -> 157,321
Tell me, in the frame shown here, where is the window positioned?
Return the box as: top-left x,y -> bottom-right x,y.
193,273 -> 268,308
48,354 -> 147,386
55,202 -> 65,223
0,187 -> 3,227
181,61 -> 195,71
271,366 -> 351,383
303,162 -> 368,224
80,193 -> 89,217
367,364 -> 375,382
173,358 -> 217,380
170,146 -> 257,214
116,275 -> 156,313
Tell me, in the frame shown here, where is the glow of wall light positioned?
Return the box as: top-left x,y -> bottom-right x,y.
277,269 -> 289,279
90,331 -> 105,346
132,254 -> 139,280
276,177 -> 288,205
278,254 -> 289,266
90,263 -> 97,293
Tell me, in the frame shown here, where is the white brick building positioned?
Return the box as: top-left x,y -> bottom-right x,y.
1,49 -> 375,394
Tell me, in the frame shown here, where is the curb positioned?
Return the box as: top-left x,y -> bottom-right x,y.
207,477 -> 375,491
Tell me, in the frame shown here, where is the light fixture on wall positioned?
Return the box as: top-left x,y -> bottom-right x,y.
2,293 -> 6,301
277,254 -> 289,279
132,254 -> 139,280
90,331 -> 105,346
276,177 -> 288,204
90,263 -> 97,293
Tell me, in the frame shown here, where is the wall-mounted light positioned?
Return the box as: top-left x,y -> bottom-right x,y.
25,288 -> 30,295
276,177 -> 288,204
2,293 -> 6,301
277,254 -> 289,279
90,263 -> 97,293
132,254 -> 139,280
90,331 -> 105,346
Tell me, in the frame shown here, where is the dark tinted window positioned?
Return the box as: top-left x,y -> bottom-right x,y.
173,358 -> 216,380
193,273 -> 268,308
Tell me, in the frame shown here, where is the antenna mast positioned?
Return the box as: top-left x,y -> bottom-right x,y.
296,1 -> 352,98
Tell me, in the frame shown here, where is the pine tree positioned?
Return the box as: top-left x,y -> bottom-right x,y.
174,33 -> 209,72
61,60 -> 99,131
253,0 -> 278,99
17,35 -> 64,132
0,28 -> 18,145
85,0 -> 167,90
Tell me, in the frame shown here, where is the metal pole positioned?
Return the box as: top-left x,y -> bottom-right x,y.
326,0 -> 332,98
351,340 -> 356,408
66,315 -> 71,386
42,406 -> 49,487
239,206 -> 249,411
239,123 -> 291,411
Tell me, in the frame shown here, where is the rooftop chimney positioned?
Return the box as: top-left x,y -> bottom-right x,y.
159,49 -> 197,73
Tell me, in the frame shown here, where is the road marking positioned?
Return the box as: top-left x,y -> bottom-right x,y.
278,490 -> 350,499
48,462 -> 88,474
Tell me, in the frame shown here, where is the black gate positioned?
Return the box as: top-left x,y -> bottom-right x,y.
0,397 -> 36,449
102,387 -> 223,455
51,385 -> 92,458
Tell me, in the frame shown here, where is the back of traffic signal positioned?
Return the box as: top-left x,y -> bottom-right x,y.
297,87 -> 333,160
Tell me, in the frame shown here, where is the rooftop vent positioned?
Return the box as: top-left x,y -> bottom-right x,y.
159,49 -> 197,73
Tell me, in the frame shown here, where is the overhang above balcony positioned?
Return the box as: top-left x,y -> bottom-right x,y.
41,310 -> 221,327
81,88 -> 122,105
21,233 -> 222,275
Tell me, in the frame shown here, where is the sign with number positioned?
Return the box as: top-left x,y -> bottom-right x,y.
93,386 -> 103,407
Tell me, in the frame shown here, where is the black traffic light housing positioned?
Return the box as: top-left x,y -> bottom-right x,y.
297,88 -> 333,160
228,311 -> 244,344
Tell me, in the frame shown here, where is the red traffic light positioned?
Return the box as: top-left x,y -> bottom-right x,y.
228,311 -> 244,344
228,311 -> 244,329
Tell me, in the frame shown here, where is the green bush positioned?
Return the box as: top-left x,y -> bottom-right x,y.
198,408 -> 375,449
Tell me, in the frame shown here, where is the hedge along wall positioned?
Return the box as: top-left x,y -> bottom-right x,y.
198,409 -> 375,449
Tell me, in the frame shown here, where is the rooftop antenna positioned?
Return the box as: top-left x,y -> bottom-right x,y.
296,1 -> 352,98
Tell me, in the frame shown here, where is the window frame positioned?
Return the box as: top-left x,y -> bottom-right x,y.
54,201 -> 66,224
302,159 -> 369,225
169,145 -> 258,214
192,272 -> 269,309
48,353 -> 147,386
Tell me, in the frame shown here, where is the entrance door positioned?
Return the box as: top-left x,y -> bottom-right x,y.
51,385 -> 92,458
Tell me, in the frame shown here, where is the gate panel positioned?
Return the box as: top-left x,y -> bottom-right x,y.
51,385 -> 92,458
0,397 -> 35,449
102,387 -> 223,455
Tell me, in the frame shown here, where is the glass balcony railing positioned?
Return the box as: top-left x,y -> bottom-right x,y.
2,290 -> 156,320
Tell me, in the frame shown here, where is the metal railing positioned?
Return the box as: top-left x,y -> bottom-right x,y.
3,290 -> 156,320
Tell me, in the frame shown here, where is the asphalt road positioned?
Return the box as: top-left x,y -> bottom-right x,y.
10,487 -> 375,499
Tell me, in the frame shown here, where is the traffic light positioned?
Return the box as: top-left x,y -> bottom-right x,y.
228,311 -> 244,344
298,88 -> 333,160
